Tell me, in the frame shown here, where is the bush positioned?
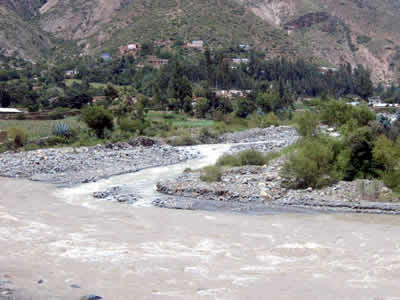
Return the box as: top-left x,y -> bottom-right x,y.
261,112 -> 280,127
81,105 -> 114,138
168,134 -> 197,146
48,110 -> 65,120
281,138 -> 337,189
237,150 -> 267,166
45,136 -> 69,146
119,118 -> 148,135
294,111 -> 319,137
198,127 -> 216,143
8,128 -> 27,148
320,100 -> 375,128
217,150 -> 274,167
382,170 -> 400,193
200,166 -> 222,182
16,113 -> 26,120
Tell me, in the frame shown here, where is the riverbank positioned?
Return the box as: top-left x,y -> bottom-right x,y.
156,157 -> 400,215
0,126 -> 297,187
0,138 -> 198,186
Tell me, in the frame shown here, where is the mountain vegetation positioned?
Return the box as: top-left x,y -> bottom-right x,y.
0,0 -> 400,82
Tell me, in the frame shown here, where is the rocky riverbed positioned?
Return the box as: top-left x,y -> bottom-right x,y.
156,158 -> 400,215
0,138 -> 198,186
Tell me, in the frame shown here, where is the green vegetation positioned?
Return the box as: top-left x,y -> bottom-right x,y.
0,118 -> 83,139
280,100 -> 400,192
200,166 -> 223,183
81,106 -> 114,138
217,150 -> 277,167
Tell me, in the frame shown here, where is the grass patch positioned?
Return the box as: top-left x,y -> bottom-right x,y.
0,117 -> 85,140
217,149 -> 280,167
146,112 -> 215,128
200,166 -> 222,182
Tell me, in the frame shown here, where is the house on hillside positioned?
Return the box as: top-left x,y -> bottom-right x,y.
187,40 -> 204,49
232,58 -> 249,65
215,89 -> 251,99
100,53 -> 112,61
320,66 -> 338,73
64,69 -> 78,78
146,56 -> 169,69
368,96 -> 382,105
119,43 -> 141,57
154,40 -> 173,49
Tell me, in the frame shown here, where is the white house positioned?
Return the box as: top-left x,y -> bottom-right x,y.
0,108 -> 22,114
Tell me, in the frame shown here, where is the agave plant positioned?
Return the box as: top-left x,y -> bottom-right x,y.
54,122 -> 71,137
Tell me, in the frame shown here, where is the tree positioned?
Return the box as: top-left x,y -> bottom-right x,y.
353,65 -> 373,100
168,62 -> 192,110
104,84 -> 119,102
294,111 -> 319,137
81,105 -> 114,138
183,96 -> 193,114
236,97 -> 256,118
0,89 -> 11,107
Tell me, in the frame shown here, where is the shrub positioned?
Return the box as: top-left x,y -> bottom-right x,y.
261,112 -> 280,127
217,150 -> 274,167
48,111 -> 65,120
168,134 -> 197,146
217,154 -> 241,167
198,127 -> 216,143
213,122 -> 230,134
238,150 -> 267,166
200,166 -> 222,182
81,105 -> 114,138
119,118 -> 148,135
320,100 -> 375,128
45,136 -> 69,146
372,135 -> 400,171
294,111 -> 319,137
16,113 -> 26,120
382,170 -> 400,193
281,138 -> 336,189
8,128 -> 27,148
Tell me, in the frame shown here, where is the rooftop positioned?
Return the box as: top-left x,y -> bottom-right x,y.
0,108 -> 22,113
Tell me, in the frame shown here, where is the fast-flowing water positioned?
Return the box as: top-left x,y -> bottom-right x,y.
1,144 -> 400,300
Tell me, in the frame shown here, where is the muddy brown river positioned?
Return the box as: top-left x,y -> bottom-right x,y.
1,145 -> 400,299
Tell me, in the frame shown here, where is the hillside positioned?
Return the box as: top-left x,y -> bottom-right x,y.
1,0 -> 400,82
0,0 -> 51,60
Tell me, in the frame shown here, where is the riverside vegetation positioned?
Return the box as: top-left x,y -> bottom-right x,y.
194,100 -> 400,198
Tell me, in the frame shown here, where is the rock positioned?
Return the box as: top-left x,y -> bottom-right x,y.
0,142 -> 199,185
81,295 -> 102,300
37,279 -> 44,284
70,284 -> 80,288
129,136 -> 159,147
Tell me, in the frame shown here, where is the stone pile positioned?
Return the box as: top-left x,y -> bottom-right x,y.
0,142 -> 197,186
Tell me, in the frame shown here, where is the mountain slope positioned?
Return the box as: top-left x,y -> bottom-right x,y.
0,0 -> 51,60
0,0 -> 400,82
244,0 -> 400,82
0,4 -> 52,60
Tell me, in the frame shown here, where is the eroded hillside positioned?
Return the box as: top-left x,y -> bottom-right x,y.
1,0 -> 399,81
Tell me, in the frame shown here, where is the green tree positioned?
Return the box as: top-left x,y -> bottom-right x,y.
104,84 -> 119,102
183,96 -> 193,114
353,65 -> 373,100
294,111 -> 319,137
168,62 -> 192,110
81,105 -> 114,138
0,89 -> 11,107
